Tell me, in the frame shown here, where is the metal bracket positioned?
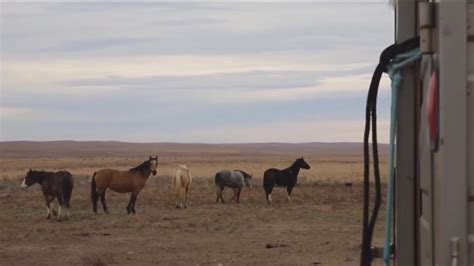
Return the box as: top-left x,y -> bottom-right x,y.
419,2 -> 436,54
371,244 -> 394,259
450,237 -> 459,266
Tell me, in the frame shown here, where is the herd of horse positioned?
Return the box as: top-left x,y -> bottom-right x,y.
20,156 -> 311,221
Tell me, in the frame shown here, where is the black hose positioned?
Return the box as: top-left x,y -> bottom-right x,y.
361,63 -> 384,266
360,37 -> 419,266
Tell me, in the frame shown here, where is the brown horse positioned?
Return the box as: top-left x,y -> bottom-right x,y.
21,169 -> 74,221
91,156 -> 158,214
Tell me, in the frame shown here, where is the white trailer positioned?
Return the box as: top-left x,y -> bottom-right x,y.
392,1 -> 473,265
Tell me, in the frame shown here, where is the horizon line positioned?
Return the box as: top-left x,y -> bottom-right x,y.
0,139 -> 390,145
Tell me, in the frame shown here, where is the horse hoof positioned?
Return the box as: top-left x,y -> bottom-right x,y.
46,215 -> 51,219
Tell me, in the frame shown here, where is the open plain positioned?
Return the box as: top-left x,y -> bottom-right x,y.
0,141 -> 387,265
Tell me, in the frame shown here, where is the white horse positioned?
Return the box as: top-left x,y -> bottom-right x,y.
171,165 -> 192,209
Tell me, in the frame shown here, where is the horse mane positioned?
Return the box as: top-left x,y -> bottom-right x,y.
30,170 -> 52,175
235,169 -> 251,178
290,160 -> 300,168
291,158 -> 305,167
129,160 -> 151,175
30,170 -> 56,178
285,158 -> 303,172
27,170 -> 54,183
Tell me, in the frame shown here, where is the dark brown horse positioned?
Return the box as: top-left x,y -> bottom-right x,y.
21,169 -> 74,221
263,157 -> 310,204
91,156 -> 158,214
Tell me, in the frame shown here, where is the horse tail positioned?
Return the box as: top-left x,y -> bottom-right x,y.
174,169 -> 183,198
186,168 -> 192,189
91,172 -> 98,202
263,169 -> 272,193
63,172 -> 74,208
176,169 -> 182,187
214,172 -> 224,195
214,172 -> 220,185
171,170 -> 176,188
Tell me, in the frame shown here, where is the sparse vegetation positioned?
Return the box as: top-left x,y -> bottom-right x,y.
0,142 -> 387,265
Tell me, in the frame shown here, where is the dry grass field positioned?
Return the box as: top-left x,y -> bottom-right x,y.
0,141 -> 387,265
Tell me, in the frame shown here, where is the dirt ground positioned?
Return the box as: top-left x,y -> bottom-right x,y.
0,143 -> 387,265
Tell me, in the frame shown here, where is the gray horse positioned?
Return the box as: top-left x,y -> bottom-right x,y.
215,170 -> 252,203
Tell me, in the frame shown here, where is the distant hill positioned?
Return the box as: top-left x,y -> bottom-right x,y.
0,141 -> 388,159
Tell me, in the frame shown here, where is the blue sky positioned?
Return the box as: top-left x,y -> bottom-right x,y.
1,2 -> 393,143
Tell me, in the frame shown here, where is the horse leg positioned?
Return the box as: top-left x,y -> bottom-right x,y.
65,194 -> 71,220
287,186 -> 294,203
56,196 -> 64,222
66,204 -> 71,220
215,186 -> 221,203
100,190 -> 109,214
51,200 -> 58,217
92,188 -> 99,214
131,191 -> 140,214
126,193 -> 134,214
230,188 -> 237,202
266,185 -> 274,204
236,187 -> 242,203
42,193 -> 54,219
263,177 -> 274,204
184,187 -> 189,209
220,186 -> 225,203
176,192 -> 180,209
216,186 -> 224,203
178,187 -> 183,209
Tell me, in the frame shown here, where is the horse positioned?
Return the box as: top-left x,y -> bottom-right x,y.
91,156 -> 158,214
171,165 -> 192,209
21,169 -> 74,221
263,157 -> 311,204
215,170 -> 252,203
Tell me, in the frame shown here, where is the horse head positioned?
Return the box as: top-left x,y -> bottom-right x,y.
149,156 -> 159,175
296,157 -> 311,170
245,173 -> 253,189
21,169 -> 37,188
237,170 -> 253,189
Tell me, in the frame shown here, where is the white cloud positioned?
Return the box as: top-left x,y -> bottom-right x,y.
199,74 -> 379,104
0,107 -> 33,118
1,54 -> 376,96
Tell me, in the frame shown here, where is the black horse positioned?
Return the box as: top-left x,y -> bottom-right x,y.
263,157 -> 311,204
21,169 -> 74,221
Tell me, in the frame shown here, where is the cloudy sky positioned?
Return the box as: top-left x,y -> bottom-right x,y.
1,2 -> 393,143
